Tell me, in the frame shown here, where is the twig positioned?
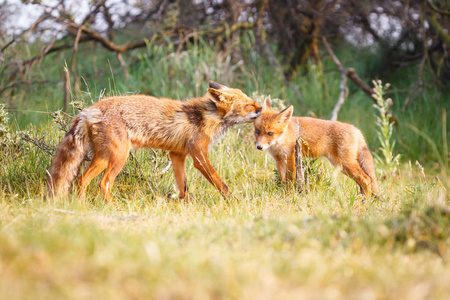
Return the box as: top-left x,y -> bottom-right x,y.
20,133 -> 55,156
426,0 -> 450,16
46,169 -> 55,198
63,67 -> 71,111
295,118 -> 307,192
71,25 -> 84,89
295,138 -> 305,190
0,38 -> 16,62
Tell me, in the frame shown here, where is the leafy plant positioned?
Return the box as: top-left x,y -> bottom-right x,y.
371,80 -> 401,176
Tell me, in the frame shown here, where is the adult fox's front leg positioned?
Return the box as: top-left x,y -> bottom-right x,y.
190,145 -> 229,197
169,151 -> 190,200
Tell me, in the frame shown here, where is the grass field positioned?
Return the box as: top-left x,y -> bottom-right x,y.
1,122 -> 449,299
1,39 -> 449,299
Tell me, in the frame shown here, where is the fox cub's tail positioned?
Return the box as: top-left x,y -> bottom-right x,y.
47,109 -> 102,198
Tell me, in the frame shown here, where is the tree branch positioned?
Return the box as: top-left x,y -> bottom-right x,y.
322,37 -> 348,120
425,0 -> 450,16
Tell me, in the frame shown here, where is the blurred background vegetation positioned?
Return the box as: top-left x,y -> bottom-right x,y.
0,0 -> 449,172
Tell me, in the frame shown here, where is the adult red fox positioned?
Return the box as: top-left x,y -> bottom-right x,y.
48,81 -> 262,201
254,98 -> 378,196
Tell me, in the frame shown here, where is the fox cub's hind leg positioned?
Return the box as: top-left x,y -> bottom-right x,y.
341,161 -> 373,197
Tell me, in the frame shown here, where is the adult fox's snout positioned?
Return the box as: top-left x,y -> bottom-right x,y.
253,107 -> 262,119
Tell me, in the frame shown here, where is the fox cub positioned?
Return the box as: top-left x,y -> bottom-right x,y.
254,98 -> 378,196
48,81 -> 262,201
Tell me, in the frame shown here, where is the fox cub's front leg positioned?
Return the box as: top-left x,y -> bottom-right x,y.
273,148 -> 296,184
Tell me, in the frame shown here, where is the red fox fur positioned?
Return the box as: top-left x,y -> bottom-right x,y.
48,81 -> 262,201
254,98 -> 378,196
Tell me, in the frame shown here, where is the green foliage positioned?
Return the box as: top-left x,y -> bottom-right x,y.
5,36 -> 449,173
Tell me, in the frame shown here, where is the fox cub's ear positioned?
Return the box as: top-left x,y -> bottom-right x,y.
277,105 -> 293,123
208,88 -> 228,102
263,97 -> 271,111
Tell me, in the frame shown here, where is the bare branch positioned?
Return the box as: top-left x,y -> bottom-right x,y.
322,37 -> 345,73
323,37 -> 349,120
331,73 -> 348,121
345,68 -> 374,99
425,0 -> 450,16
20,132 -> 55,156
71,25 -> 84,89
0,38 -> 15,55
117,52 -> 129,81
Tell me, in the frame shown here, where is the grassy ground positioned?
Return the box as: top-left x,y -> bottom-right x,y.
1,38 -> 449,299
1,123 -> 449,299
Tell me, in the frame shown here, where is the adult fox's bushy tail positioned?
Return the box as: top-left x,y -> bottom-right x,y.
47,109 -> 101,198
358,146 -> 379,195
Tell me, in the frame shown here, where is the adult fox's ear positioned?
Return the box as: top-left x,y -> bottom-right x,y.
277,105 -> 293,124
263,97 -> 271,111
208,88 -> 227,102
209,81 -> 224,90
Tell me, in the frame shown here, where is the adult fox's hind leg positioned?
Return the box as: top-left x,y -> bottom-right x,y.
78,121 -> 131,202
99,142 -> 130,202
77,155 -> 108,199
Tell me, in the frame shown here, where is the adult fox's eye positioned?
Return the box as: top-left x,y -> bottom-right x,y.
267,132 -> 273,136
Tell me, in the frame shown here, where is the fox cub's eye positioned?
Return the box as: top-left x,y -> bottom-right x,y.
255,129 -> 260,135
267,132 -> 274,136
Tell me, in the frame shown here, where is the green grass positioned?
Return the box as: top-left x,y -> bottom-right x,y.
1,36 -> 449,299
1,122 -> 449,299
